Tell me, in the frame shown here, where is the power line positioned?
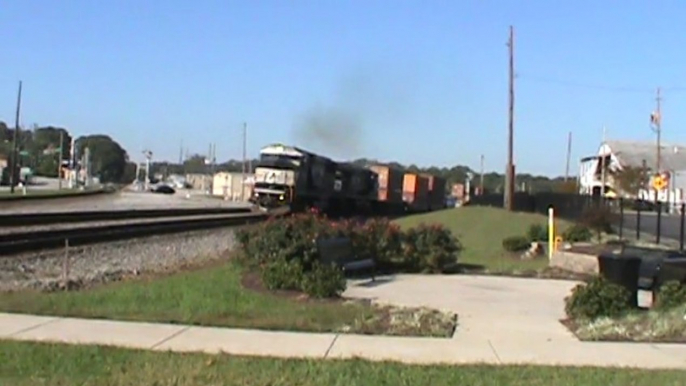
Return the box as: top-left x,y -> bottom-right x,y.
517,74 -> 686,94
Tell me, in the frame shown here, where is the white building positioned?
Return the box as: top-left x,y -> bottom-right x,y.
578,140 -> 686,206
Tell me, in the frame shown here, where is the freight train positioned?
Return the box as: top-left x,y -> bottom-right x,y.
249,143 -> 446,216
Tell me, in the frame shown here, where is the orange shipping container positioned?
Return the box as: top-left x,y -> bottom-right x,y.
403,173 -> 430,211
369,164 -> 403,203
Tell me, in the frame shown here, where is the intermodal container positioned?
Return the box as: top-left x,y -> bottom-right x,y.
369,164 -> 404,203
429,175 -> 447,210
403,173 -> 430,211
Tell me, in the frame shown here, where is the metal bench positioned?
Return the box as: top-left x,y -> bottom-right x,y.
316,236 -> 376,281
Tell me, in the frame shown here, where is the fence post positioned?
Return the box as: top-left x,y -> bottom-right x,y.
548,206 -> 555,260
656,201 -> 662,244
636,203 -> 641,240
680,203 -> 685,251
618,198 -> 624,240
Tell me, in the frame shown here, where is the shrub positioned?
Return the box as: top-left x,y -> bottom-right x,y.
580,205 -> 615,240
563,224 -> 593,243
260,257 -> 304,291
526,223 -> 548,242
300,262 -> 347,298
402,224 -> 461,273
351,218 -> 404,266
655,280 -> 686,310
564,277 -> 633,320
502,235 -> 531,252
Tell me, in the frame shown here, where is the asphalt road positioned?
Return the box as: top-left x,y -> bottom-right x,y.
619,211 -> 685,244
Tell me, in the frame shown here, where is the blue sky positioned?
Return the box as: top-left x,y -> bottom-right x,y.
2,1 -> 686,176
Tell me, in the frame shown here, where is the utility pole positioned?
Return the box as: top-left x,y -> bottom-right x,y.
654,87 -> 662,173
600,126 -> 607,198
651,87 -> 662,204
479,154 -> 485,195
57,130 -> 64,190
242,122 -> 247,201
9,81 -> 23,194
565,131 -> 573,181
504,26 -> 515,211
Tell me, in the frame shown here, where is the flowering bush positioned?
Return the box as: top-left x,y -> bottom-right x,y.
402,223 -> 461,273
236,213 -> 461,297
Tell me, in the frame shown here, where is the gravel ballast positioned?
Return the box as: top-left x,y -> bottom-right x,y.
0,228 -> 240,292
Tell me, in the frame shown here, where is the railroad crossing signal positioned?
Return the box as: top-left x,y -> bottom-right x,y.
652,173 -> 669,190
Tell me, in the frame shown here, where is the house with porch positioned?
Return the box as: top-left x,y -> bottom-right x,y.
578,140 -> 686,205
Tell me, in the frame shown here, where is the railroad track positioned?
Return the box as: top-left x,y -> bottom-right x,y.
0,208 -> 288,256
0,207 -> 254,227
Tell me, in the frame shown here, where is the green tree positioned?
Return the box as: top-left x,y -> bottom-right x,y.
29,126 -> 72,177
611,166 -> 649,197
76,135 -> 129,183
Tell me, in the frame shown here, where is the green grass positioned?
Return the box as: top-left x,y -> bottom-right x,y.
0,262 -> 454,337
395,206 -> 571,272
1,340 -> 684,386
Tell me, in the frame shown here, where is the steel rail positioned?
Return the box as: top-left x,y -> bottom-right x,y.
0,210 -> 286,256
0,207 -> 254,227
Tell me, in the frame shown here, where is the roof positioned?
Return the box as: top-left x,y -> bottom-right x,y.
605,140 -> 686,171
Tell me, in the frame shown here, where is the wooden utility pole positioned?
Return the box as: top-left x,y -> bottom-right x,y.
564,131 -> 573,181
57,130 -> 64,190
600,126 -> 607,198
241,122 -> 248,201
504,26 -> 515,210
652,87 -> 662,204
654,87 -> 662,173
479,154 -> 485,194
9,81 -> 23,194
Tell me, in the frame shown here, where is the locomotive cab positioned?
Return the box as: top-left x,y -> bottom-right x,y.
251,144 -> 304,208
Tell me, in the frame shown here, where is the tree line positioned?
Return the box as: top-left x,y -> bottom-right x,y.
0,121 -> 135,184
0,120 -> 573,193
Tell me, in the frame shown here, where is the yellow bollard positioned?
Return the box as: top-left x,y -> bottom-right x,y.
548,207 -> 555,260
555,236 -> 563,252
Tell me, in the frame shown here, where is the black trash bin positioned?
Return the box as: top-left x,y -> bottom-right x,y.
597,253 -> 642,308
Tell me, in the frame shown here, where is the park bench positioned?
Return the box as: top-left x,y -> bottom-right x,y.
316,236 -> 376,281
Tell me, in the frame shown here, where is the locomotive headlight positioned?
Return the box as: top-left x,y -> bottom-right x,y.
279,194 -> 284,200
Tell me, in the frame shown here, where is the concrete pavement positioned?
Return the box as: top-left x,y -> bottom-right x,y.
620,211 -> 684,245
1,312 -> 686,369
1,274 -> 686,369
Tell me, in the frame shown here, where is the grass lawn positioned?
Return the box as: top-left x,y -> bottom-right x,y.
395,206 -> 572,273
0,261 -> 455,337
2,341 -> 684,386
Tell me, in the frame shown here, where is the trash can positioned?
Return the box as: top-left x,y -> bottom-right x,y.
597,253 -> 642,308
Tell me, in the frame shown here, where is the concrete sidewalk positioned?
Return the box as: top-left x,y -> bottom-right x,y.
2,312 -> 686,369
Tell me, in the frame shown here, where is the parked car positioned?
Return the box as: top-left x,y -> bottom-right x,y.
152,185 -> 175,194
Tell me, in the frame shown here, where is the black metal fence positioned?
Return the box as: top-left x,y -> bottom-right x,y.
468,193 -> 686,250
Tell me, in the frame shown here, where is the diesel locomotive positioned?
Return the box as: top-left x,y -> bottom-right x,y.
250,143 -> 446,216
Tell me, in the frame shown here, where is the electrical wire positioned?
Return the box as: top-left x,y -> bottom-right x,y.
516,74 -> 686,94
